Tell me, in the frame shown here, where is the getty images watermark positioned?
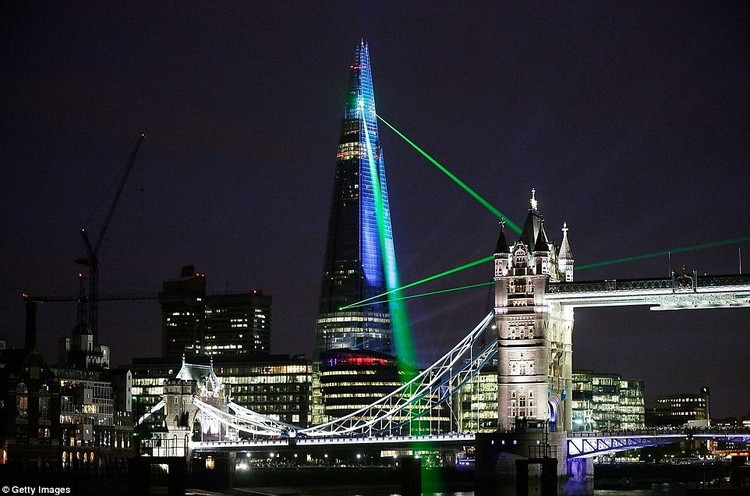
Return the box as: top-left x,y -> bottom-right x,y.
1,487 -> 71,495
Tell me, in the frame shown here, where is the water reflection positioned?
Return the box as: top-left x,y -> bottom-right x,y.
281,487 -> 684,496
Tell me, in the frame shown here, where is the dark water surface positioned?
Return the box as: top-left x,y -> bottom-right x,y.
229,488 -> 685,496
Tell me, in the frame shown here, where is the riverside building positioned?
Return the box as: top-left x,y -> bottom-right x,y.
572,370 -> 645,431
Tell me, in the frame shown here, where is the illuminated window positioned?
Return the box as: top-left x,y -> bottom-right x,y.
16,382 -> 28,419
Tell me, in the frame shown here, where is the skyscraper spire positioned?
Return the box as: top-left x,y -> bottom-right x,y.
315,42 -> 395,357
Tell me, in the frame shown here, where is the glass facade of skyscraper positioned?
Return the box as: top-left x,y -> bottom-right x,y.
315,42 -> 395,357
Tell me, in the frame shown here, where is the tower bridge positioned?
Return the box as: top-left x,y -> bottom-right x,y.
134,42 -> 750,489
137,192 -> 750,478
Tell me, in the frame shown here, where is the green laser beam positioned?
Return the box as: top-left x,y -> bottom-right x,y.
359,101 -> 418,373
374,115 -> 747,308
364,281 -> 495,306
376,113 -> 522,235
339,255 -> 494,310
351,236 -> 750,307
577,236 -> 750,270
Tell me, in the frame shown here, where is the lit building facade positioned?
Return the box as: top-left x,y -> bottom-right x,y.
319,349 -> 451,433
53,367 -> 133,472
318,349 -> 401,420
51,297 -> 134,472
619,379 -> 646,429
572,370 -> 645,431
454,359 -> 499,433
203,292 -> 271,356
1,301 -> 131,475
159,265 -> 206,357
591,373 -> 621,431
571,370 -> 594,432
159,265 -> 272,358
313,42 -> 407,424
648,387 -> 710,427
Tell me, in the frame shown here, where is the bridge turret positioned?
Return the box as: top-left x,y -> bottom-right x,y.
144,378 -> 198,457
494,219 -> 511,280
163,379 -> 198,431
533,220 -> 551,276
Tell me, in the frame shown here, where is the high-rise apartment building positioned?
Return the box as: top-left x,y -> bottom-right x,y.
159,265 -> 271,358
315,41 -> 397,357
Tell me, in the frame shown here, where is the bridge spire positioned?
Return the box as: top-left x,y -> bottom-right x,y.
495,219 -> 510,254
520,188 -> 546,252
558,222 -> 574,282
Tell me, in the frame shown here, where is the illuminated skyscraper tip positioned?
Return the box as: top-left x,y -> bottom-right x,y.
315,42 -> 409,360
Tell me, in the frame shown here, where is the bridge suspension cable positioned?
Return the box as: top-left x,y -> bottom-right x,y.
142,314 -> 499,440
135,399 -> 164,426
193,397 -> 298,437
299,312 -> 496,437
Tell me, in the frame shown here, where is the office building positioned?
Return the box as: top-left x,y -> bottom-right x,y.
313,42 -> 408,423
159,265 -> 272,358
572,370 -> 645,431
315,41 -> 397,357
619,379 -> 646,429
159,265 -> 206,357
572,370 -> 594,432
647,387 -> 710,427
454,359 -> 499,433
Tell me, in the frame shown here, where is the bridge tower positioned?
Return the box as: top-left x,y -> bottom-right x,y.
494,190 -> 575,433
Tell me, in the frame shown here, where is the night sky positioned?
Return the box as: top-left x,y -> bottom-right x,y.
2,2 -> 748,419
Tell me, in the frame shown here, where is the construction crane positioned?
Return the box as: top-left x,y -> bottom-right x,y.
75,133 -> 145,343
22,291 -> 158,303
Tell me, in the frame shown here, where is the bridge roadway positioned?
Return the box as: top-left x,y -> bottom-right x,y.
191,432 -> 476,454
567,428 -> 750,458
189,428 -> 750,458
546,274 -> 750,309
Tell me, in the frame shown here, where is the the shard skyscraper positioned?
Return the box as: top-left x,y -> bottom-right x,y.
315,42 -> 397,358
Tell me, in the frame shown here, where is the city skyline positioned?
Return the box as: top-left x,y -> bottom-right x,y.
1,3 -> 748,418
